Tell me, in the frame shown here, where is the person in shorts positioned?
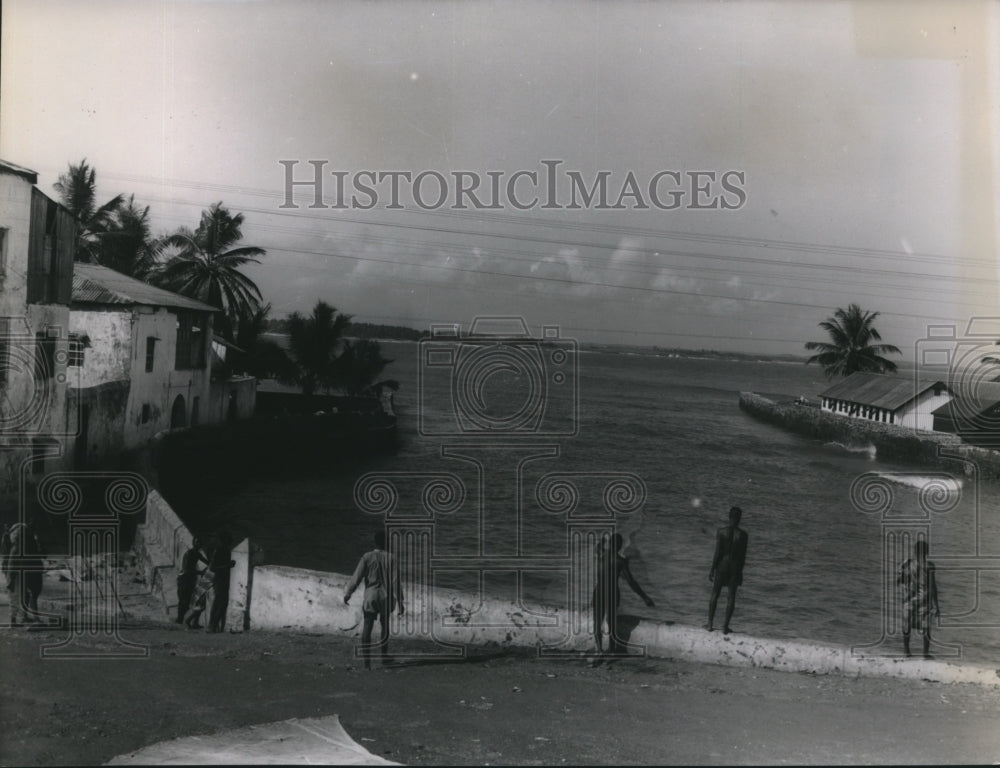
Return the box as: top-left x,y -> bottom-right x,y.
344,530 -> 404,669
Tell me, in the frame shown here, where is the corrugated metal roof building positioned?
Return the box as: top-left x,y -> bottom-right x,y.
819,372 -> 951,431
931,381 -> 1000,444
72,263 -> 218,313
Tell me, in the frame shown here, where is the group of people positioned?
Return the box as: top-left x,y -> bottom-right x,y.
0,520 -> 237,633
175,533 -> 236,633
1,504 -> 940,661
590,505 -> 940,659
587,506 -> 749,660
1,521 -> 45,626
343,505 -> 941,665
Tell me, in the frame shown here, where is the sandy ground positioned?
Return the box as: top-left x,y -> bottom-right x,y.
2,620 -> 999,766
1,556 -> 999,765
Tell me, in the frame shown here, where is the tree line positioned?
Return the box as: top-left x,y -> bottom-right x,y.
55,159 -> 397,398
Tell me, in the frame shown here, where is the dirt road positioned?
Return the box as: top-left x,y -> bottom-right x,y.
2,622 -> 998,765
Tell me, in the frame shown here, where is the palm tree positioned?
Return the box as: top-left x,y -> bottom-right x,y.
150,202 -> 265,340
285,301 -> 352,395
337,338 -> 399,397
98,194 -> 155,277
230,302 -> 295,380
53,159 -> 124,262
805,304 -> 901,378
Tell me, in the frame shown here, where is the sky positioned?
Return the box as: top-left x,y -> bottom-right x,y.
2,0 -> 999,358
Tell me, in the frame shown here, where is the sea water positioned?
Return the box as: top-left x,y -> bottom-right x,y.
209,341 -> 1000,664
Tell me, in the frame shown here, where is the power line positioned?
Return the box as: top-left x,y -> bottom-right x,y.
98,167 -> 988,272
259,244 -> 968,325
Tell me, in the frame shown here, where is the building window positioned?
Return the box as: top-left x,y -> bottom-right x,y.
175,313 -> 206,371
141,404 -> 151,424
68,333 -> 87,367
145,337 -> 157,372
0,227 -> 7,279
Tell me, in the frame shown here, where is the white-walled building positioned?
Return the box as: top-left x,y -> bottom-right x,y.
819,372 -> 951,432
0,160 -> 77,504
68,263 -> 257,467
68,264 -> 220,466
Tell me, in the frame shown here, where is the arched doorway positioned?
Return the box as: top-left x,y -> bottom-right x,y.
170,395 -> 187,429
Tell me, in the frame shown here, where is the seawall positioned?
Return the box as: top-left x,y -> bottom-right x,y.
247,561 -> 1000,688
738,391 -> 1000,478
135,482 -> 1000,688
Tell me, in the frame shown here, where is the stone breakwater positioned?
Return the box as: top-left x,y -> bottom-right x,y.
738,392 -> 1000,479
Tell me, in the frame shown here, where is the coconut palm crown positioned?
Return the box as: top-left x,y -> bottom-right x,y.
805,303 -> 902,379
53,158 -> 125,262
151,202 -> 265,339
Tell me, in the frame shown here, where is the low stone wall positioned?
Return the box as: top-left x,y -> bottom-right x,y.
249,565 -> 586,650
738,392 -> 1000,478
248,563 -> 999,687
137,486 -> 1000,687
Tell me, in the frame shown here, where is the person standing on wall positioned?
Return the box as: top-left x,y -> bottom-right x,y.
707,506 -> 749,635
592,532 -> 655,661
207,532 -> 236,633
899,539 -> 940,659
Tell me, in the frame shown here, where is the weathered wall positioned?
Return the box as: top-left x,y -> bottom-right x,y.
248,562 -> 1000,687
249,564 -> 592,649
69,309 -> 132,387
123,309 -> 212,448
739,392 -> 1000,478
0,172 -> 32,315
0,313 -> 73,504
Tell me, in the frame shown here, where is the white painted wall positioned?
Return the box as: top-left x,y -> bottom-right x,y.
897,389 -> 952,431
69,309 -> 132,387
0,173 -> 71,496
0,172 -> 32,317
122,308 -> 212,449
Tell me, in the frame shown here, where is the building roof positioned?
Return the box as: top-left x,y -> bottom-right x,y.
0,159 -> 38,184
819,372 -> 947,411
72,263 -> 218,313
931,381 -> 1000,418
